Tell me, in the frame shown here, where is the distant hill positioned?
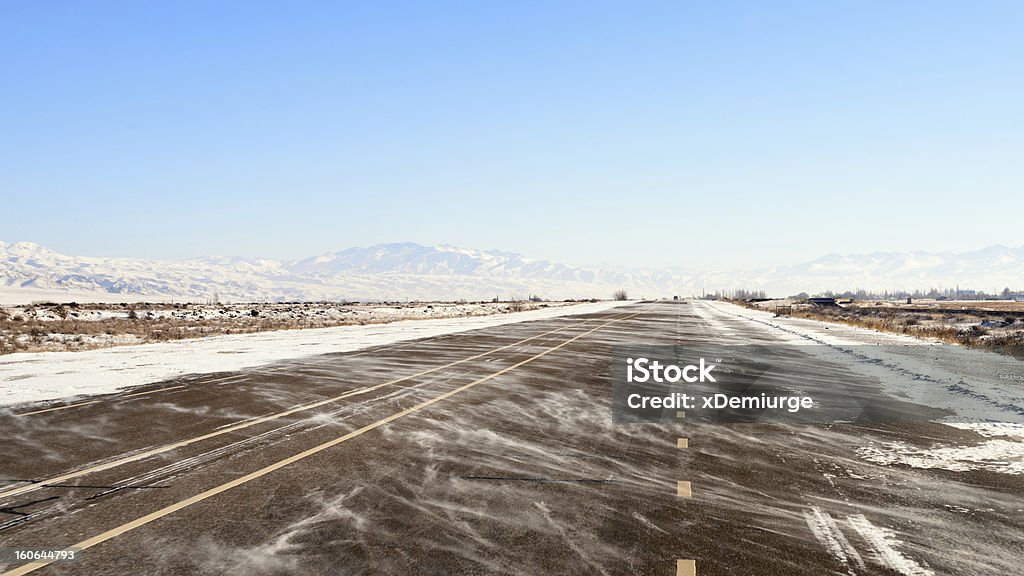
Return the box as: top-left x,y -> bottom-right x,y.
1,241 -> 1022,304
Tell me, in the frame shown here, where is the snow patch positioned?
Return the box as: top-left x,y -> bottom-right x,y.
857,437 -> 1024,475
803,507 -> 864,573
945,422 -> 1024,438
847,514 -> 934,576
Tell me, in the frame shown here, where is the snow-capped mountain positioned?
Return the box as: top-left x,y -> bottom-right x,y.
289,243 -> 679,285
0,241 -> 670,303
1,241 -> 1022,304
688,245 -> 1024,297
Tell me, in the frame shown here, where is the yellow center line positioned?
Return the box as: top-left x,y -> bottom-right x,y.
15,383 -> 201,418
15,400 -> 102,416
0,312 -> 622,502
15,383 -> 186,416
120,385 -> 187,398
1,311 -> 639,576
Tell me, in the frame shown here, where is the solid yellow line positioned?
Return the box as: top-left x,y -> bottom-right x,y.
15,385 -> 188,417
0,313 -> 613,501
1,312 -> 639,576
207,374 -> 247,385
16,400 -> 101,416
121,385 -> 187,398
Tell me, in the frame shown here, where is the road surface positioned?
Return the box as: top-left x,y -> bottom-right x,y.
1,302 -> 1021,575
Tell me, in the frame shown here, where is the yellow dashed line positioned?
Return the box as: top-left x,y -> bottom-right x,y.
15,400 -> 101,416
677,481 -> 691,498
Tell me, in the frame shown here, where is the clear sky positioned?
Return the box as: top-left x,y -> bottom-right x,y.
2,1 -> 1022,270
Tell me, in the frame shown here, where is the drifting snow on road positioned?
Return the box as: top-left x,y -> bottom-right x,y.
698,300 -> 1024,424
698,301 -> 1024,479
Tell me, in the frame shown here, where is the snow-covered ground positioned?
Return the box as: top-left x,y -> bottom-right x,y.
1,301 -> 587,353
2,301 -> 575,323
0,300 -> 633,408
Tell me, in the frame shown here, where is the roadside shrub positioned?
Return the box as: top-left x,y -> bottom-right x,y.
613,289 -> 628,301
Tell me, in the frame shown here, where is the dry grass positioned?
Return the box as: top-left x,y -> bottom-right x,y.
0,300 -> 550,355
0,315 -> 356,354
761,302 -> 1024,352
923,300 -> 1024,312
506,300 -> 528,312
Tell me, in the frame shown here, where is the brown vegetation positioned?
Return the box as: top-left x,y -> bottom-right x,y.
0,300 -> 556,355
745,300 -> 1024,354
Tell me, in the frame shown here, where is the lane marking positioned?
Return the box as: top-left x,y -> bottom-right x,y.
15,385 -> 191,417
0,312 -> 640,576
672,307 -> 696,576
15,400 -> 102,416
676,480 -> 691,498
120,385 -> 187,398
0,312 -> 624,502
201,374 -> 247,385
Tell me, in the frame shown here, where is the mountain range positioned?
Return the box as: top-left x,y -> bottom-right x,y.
1,241 -> 1022,303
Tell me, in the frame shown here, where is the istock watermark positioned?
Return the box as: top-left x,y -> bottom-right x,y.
610,345 -> 972,424
626,357 -> 718,384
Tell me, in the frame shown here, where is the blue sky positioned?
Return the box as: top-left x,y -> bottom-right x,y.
2,1 -> 1022,270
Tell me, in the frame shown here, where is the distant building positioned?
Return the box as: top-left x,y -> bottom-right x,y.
807,297 -> 839,307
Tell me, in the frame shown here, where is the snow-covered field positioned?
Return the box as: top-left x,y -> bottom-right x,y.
3,301 -> 565,323
0,300 -> 632,408
0,301 -> 585,353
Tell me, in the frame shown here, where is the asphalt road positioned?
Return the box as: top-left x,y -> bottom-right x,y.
0,302 -> 1020,575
